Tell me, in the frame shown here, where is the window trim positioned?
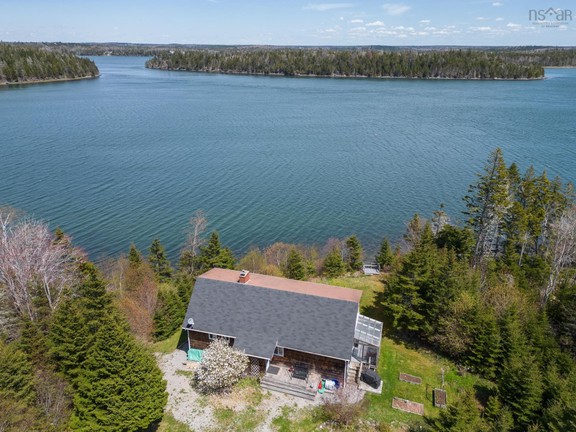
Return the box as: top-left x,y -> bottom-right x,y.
274,346 -> 285,357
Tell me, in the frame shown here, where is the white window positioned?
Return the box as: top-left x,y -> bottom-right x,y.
274,346 -> 284,357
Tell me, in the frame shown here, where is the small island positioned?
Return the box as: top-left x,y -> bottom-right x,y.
0,43 -> 99,85
145,48 -> 545,80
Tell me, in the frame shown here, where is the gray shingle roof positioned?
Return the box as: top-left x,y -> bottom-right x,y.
182,276 -> 359,361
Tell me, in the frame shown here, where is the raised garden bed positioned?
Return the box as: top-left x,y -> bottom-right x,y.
392,397 -> 424,416
399,373 -> 422,384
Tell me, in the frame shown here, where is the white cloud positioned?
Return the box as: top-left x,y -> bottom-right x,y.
506,22 -> 521,29
470,26 -> 492,32
476,17 -> 488,21
382,3 -> 411,16
349,18 -> 364,23
492,2 -> 503,6
366,20 -> 385,26
495,17 -> 504,21
303,3 -> 354,11
419,19 -> 431,24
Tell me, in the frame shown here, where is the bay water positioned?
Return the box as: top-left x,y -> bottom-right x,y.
1,57 -> 574,260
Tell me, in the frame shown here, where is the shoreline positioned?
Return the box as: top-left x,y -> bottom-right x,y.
146,67 -> 544,81
0,74 -> 100,86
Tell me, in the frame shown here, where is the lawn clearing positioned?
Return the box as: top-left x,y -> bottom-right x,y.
150,329 -> 186,354
364,337 -> 488,425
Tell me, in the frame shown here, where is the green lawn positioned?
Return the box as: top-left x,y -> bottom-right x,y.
313,275 -> 491,428
150,329 -> 186,354
365,337 -> 487,426
315,274 -> 385,316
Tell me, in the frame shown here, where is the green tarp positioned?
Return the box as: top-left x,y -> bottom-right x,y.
187,348 -> 203,362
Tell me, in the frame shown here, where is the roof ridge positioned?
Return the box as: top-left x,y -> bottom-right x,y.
198,268 -> 362,303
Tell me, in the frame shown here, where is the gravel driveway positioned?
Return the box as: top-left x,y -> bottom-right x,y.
156,350 -> 319,431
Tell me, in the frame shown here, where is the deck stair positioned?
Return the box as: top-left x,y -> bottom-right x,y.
347,359 -> 361,384
261,375 -> 317,400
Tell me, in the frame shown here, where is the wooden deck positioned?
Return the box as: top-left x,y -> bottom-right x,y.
261,364 -> 318,400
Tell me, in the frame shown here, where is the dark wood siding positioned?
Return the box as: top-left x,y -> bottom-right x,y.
272,348 -> 345,383
187,330 -> 234,350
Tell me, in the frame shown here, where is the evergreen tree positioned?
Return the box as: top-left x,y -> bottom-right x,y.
153,287 -> 183,341
499,352 -> 543,431
49,297 -> 90,381
0,340 -> 41,431
432,203 -> 451,235
499,310 -> 543,430
466,308 -> 501,379
0,339 -> 35,403
285,248 -> 305,280
375,236 -> 394,270
77,262 -> 113,334
196,231 -> 235,271
70,313 -> 167,431
148,238 -> 172,282
323,248 -> 347,278
543,367 -> 576,432
345,235 -> 363,271
425,390 -> 489,431
435,225 -> 475,259
484,395 -> 514,432
464,147 -> 511,265
382,223 -> 436,332
49,262 -> 113,382
127,244 -> 143,267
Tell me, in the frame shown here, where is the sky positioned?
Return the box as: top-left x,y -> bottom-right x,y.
1,0 -> 574,46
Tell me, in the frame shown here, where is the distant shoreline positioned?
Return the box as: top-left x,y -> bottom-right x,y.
0,74 -> 100,86
147,67 -> 544,81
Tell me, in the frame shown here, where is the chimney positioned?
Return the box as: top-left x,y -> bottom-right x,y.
238,270 -> 250,284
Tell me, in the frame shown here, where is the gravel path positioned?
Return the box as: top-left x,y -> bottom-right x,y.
156,350 -> 319,431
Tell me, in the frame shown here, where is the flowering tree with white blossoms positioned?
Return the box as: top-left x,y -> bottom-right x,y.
194,338 -> 249,393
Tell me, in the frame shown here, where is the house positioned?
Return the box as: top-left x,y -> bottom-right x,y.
182,268 -> 383,398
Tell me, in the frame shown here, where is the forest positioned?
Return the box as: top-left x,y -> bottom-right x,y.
29,42 -> 576,68
0,148 -> 575,431
145,48 -> 545,79
0,44 -> 99,84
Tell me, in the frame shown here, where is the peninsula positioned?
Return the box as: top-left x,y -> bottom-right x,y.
0,44 -> 99,85
145,48 -> 545,80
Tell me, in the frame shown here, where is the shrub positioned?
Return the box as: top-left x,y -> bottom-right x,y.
320,385 -> 365,427
194,338 -> 249,394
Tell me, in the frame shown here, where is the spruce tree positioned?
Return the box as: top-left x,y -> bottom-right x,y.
466,308 -> 501,379
499,310 -> 543,430
70,313 -> 167,431
464,147 -> 511,265
375,236 -> 394,270
153,287 -> 183,341
0,339 -> 35,403
0,340 -> 40,431
285,248 -> 305,280
323,248 -> 346,278
49,297 -> 90,381
499,352 -> 543,430
196,231 -> 235,271
345,235 -> 363,272
127,243 -> 143,267
77,262 -> 113,334
148,238 -> 173,282
382,223 -> 436,332
426,390 -> 489,431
